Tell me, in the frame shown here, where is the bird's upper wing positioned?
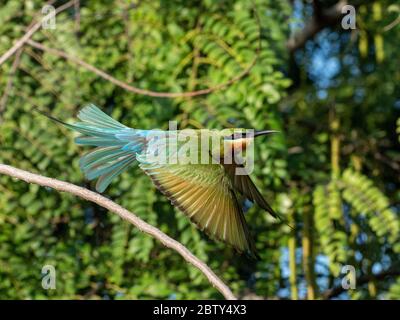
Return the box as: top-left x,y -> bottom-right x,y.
140,162 -> 257,257
224,164 -> 278,219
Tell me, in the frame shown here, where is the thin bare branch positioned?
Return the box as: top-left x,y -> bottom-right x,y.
0,0 -> 59,120
0,0 -> 75,66
384,15 -> 400,32
24,1 -> 261,99
26,37 -> 258,98
74,0 -> 81,33
0,164 -> 237,300
3,1 -> 260,99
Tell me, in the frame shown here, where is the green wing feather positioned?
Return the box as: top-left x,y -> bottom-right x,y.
140,163 -> 258,258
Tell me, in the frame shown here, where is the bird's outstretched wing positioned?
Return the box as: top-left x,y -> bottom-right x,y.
140,163 -> 258,258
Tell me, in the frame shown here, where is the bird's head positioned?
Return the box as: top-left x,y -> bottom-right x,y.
215,128 -> 279,159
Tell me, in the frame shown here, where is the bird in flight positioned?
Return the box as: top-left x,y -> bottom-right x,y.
39,104 -> 281,258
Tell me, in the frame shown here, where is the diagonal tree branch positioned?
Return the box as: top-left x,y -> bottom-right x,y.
0,164 -> 237,300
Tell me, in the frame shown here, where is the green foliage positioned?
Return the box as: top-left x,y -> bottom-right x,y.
314,181 -> 348,276
314,169 -> 400,280
0,0 -> 399,299
388,277 -> 400,300
342,169 -> 399,249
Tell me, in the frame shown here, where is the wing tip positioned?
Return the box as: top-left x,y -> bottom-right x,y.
245,250 -> 261,261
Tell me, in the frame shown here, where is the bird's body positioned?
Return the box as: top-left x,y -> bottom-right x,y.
42,104 -> 280,258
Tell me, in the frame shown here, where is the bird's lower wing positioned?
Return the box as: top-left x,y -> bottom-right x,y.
140,163 -> 257,257
224,164 -> 279,219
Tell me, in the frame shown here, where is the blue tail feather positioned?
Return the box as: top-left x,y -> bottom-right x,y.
38,104 -> 145,192
77,104 -> 127,130
72,105 -> 145,191
80,148 -> 132,173
75,136 -> 125,147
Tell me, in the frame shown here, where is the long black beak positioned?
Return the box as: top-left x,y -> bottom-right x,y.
254,130 -> 280,137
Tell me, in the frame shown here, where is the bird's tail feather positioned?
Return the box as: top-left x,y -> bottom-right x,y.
35,104 -> 143,192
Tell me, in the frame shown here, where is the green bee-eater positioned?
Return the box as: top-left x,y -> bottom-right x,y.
40,104 -> 280,258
